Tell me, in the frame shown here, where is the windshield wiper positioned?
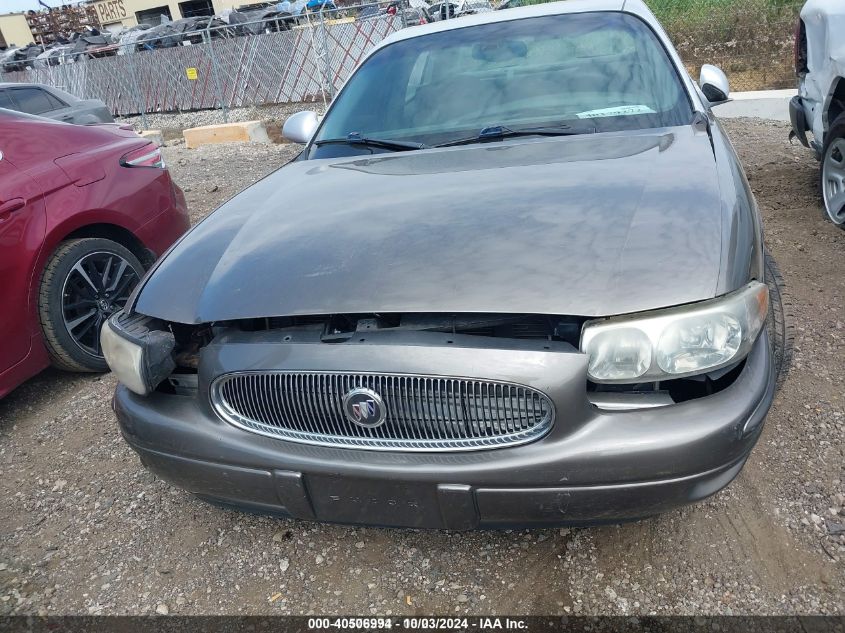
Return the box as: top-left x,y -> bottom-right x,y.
434,124 -> 595,148
314,132 -> 428,152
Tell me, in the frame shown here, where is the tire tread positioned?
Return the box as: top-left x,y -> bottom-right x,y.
764,250 -> 794,390
39,239 -> 96,372
38,238 -> 143,373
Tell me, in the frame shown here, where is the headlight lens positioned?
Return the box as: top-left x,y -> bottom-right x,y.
581,282 -> 768,383
586,327 -> 652,381
656,313 -> 741,374
101,322 -> 148,395
101,313 -> 176,395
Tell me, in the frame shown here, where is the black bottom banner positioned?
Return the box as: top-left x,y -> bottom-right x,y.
0,616 -> 843,633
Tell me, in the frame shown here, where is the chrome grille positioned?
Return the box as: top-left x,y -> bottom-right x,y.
210,372 -> 554,451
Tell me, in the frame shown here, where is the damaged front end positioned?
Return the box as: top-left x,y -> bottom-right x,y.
107,297 -> 775,525
104,283 -> 767,428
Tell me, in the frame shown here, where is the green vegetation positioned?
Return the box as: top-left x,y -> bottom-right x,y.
506,0 -> 803,22
647,0 -> 801,16
496,0 -> 803,90
646,0 -> 802,24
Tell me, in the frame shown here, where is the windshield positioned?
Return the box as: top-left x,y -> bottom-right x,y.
311,12 -> 691,156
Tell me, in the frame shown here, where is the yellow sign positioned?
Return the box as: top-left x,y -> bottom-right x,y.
186,68 -> 198,81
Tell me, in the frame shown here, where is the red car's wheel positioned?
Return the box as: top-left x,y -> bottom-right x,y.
38,238 -> 144,372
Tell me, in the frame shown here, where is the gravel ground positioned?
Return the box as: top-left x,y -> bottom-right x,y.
0,119 -> 843,616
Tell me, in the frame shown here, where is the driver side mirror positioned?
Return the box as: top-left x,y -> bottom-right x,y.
283,110 -> 319,144
699,64 -> 730,104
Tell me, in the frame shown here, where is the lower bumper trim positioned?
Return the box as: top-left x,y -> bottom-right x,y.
135,443 -> 747,529
474,459 -> 744,526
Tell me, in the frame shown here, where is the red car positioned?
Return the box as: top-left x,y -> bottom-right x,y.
0,109 -> 189,398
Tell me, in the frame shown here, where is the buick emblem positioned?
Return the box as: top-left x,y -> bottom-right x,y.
342,387 -> 386,428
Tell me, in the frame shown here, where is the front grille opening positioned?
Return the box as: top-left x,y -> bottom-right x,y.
211,372 -> 555,451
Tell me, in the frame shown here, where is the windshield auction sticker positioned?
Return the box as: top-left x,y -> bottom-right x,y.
575,105 -> 657,118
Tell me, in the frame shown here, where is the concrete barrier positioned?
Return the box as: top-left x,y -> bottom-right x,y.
712,89 -> 796,122
183,120 -> 273,149
139,129 -> 164,146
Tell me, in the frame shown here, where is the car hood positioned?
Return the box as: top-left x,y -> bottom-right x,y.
135,126 -> 731,324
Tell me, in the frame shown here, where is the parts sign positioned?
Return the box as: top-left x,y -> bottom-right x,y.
94,0 -> 128,24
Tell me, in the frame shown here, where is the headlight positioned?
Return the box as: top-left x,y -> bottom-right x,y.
581,282 -> 768,383
101,312 -> 176,395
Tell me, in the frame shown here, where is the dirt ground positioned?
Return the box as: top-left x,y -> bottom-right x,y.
0,119 -> 843,616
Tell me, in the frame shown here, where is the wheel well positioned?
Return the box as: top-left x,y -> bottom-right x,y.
63,224 -> 155,268
827,77 -> 845,131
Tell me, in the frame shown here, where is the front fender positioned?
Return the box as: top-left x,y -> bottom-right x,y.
26,209 -> 148,333
709,118 -> 765,293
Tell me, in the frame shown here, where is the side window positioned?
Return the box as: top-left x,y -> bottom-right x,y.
10,88 -> 56,115
0,90 -> 15,111
44,91 -> 67,109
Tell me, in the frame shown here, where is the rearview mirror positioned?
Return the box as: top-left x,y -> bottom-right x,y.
283,110 -> 319,144
699,64 -> 730,104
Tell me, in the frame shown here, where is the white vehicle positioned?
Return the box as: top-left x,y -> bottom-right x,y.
429,0 -> 492,20
790,0 -> 845,228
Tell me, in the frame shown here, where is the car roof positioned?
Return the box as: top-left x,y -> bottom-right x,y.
377,0 -> 645,49
0,82 -> 56,91
0,82 -> 43,89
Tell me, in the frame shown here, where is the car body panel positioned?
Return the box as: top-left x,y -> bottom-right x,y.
135,126 -> 737,323
0,110 -> 188,398
0,156 -> 47,373
709,115 -> 765,291
50,98 -> 115,125
793,0 -> 845,146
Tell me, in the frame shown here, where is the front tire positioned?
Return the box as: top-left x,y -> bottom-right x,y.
820,112 -> 845,228
764,251 -> 793,390
38,238 -> 144,372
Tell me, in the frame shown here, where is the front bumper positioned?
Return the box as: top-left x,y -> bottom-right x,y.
789,95 -> 812,150
114,333 -> 775,529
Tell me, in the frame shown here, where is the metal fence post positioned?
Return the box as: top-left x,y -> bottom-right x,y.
320,5 -> 334,101
204,23 -> 229,123
306,8 -> 329,112
125,46 -> 150,130
318,9 -> 334,103
399,0 -> 409,29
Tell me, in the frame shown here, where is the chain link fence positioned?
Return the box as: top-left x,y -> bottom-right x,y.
1,0 -> 804,124
0,3 -> 412,124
